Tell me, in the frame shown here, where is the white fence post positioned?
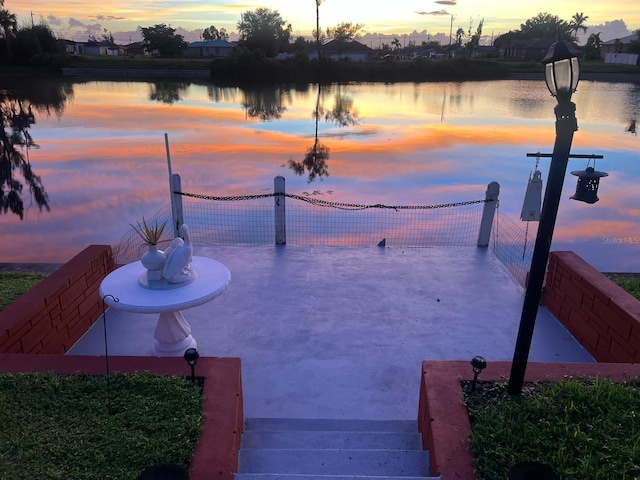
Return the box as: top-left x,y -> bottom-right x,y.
171,173 -> 184,235
477,181 -> 500,247
275,176 -> 286,245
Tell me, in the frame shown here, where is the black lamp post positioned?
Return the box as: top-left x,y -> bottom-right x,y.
507,38 -> 580,395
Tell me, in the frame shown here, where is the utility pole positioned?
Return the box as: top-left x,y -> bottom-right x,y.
448,15 -> 455,59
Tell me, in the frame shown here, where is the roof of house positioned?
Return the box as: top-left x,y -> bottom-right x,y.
188,39 -> 235,48
603,33 -> 639,45
85,40 -> 119,48
322,39 -> 374,53
523,37 -> 556,50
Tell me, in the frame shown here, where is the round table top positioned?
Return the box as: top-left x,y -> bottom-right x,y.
99,256 -> 231,313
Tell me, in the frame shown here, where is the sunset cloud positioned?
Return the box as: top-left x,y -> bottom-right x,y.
7,0 -> 639,42
415,10 -> 450,16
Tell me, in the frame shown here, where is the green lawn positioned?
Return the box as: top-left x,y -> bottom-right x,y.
608,275 -> 640,300
0,371 -> 203,480
0,272 -> 47,311
464,377 -> 640,480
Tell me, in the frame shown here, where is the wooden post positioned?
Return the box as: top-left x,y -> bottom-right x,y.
165,133 -> 180,237
477,181 -> 500,247
171,174 -> 184,234
274,176 -> 286,245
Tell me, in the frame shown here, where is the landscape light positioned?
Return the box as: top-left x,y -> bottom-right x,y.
470,355 -> 487,392
183,347 -> 199,382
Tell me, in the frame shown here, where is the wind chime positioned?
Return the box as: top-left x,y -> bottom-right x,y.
521,154 -> 543,222
519,152 -> 608,258
519,154 -> 543,259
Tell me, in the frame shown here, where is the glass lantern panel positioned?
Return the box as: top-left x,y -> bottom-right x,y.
570,57 -> 580,91
544,63 -> 556,95
552,58 -> 572,94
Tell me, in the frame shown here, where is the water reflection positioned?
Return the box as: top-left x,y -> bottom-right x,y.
148,80 -> 190,104
321,85 -> 360,127
289,84 -> 330,183
0,78 -> 73,219
0,78 -> 637,271
242,85 -> 287,121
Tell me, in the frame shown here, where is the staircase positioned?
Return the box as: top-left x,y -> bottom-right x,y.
236,418 -> 440,480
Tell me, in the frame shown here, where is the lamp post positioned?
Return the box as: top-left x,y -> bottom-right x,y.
507,38 -> 580,395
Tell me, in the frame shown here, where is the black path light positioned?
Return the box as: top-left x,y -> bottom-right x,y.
470,356 -> 487,392
508,36 -> 592,395
183,347 -> 200,383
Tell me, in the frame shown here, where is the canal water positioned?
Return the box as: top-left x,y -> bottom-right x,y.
1,76 -> 638,271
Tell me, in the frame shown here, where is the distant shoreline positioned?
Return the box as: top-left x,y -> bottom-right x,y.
510,71 -> 640,82
58,67 -> 640,83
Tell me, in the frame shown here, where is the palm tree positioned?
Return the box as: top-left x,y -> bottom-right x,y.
0,8 -> 17,57
570,12 -> 589,42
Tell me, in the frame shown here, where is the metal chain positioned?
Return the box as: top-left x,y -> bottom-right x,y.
176,191 -> 491,211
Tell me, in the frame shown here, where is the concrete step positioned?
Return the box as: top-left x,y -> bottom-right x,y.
237,418 -> 438,479
241,430 -> 423,450
237,448 -> 431,476
235,475 -> 435,480
244,418 -> 420,433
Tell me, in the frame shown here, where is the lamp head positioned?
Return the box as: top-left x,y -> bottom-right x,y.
183,348 -> 200,366
471,355 -> 487,375
570,166 -> 608,204
541,36 -> 580,103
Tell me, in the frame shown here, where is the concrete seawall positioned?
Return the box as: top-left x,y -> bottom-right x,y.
61,67 -> 211,78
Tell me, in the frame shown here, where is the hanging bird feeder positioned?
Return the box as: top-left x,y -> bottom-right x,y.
570,166 -> 608,204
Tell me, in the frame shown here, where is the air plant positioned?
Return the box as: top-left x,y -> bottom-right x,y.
130,217 -> 168,246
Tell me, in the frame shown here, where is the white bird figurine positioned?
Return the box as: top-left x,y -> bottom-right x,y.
163,224 -> 193,283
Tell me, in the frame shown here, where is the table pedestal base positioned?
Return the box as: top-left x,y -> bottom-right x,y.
153,310 -> 197,356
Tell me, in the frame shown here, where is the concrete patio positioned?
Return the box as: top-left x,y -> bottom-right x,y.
68,244 -> 594,421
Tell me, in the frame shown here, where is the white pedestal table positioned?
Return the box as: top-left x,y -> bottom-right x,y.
99,256 -> 231,356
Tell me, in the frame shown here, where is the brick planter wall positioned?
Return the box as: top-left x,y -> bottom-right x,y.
0,245 -> 115,354
542,251 -> 640,362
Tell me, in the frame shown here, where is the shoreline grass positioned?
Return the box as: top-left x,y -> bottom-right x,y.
4,55 -> 638,84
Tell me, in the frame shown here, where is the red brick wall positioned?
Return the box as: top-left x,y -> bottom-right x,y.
542,251 -> 640,362
0,245 -> 115,354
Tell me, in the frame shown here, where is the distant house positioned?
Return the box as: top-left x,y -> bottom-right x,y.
474,45 -> 498,58
312,40 -> 374,61
501,37 -> 556,61
125,41 -> 149,56
184,39 -> 235,58
601,33 -> 639,62
84,40 -> 120,56
64,40 -> 85,55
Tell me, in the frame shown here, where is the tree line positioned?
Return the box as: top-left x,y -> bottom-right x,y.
2,0 -> 640,64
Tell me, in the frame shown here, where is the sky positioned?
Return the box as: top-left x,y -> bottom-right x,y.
5,0 -> 640,45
